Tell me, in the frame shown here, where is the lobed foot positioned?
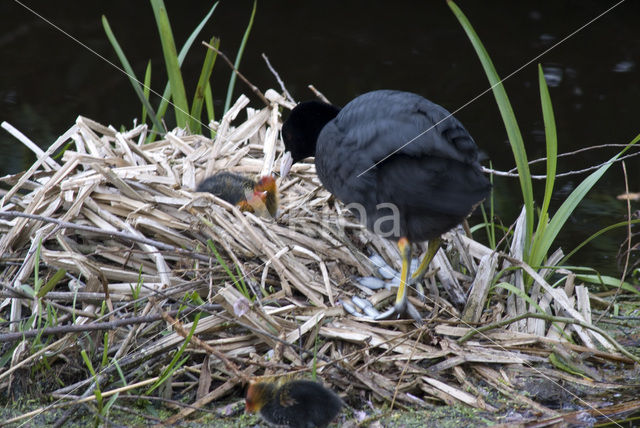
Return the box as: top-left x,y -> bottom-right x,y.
344,253 -> 426,322
374,300 -> 423,323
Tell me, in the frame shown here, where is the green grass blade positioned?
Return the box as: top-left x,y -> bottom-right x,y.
223,0 -> 257,114
558,264 -> 640,296
537,64 -> 557,218
0,343 -> 19,369
482,164 -> 497,249
206,240 -> 243,292
36,269 -> 66,298
234,263 -> 250,299
190,36 -> 220,134
103,392 -> 119,415
494,282 -> 545,313
561,219 -> 640,265
575,274 -> 640,295
205,82 -> 215,130
102,15 -> 163,131
494,282 -> 569,338
33,238 -> 42,294
311,328 -> 319,380
19,283 -> 35,298
178,1 -> 219,61
146,314 -> 201,395
112,358 -> 127,387
101,332 -> 110,368
448,1 -> 534,255
155,1 -> 219,129
150,0 -> 189,129
141,60 -> 152,125
529,64 -> 558,266
530,133 -> 640,268
80,349 -> 97,377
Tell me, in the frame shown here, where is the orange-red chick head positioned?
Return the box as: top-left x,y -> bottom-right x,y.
254,175 -> 276,195
250,175 -> 278,217
245,381 -> 275,413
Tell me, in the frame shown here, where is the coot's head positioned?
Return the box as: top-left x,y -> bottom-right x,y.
280,100 -> 340,177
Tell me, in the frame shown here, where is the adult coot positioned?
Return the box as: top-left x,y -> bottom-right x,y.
197,172 -> 278,217
246,379 -> 343,428
281,90 -> 490,321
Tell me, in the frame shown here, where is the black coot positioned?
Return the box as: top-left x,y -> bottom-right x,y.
281,90 -> 491,321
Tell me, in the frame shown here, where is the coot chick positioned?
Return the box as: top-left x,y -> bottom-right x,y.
245,379 -> 343,428
197,171 -> 278,217
281,90 -> 491,321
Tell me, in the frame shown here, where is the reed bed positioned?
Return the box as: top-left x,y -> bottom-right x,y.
0,89 -> 637,425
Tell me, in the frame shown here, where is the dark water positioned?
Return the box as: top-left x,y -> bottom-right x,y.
2,1 -> 639,277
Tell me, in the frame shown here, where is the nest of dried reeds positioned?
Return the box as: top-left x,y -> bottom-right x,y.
0,89 -> 637,425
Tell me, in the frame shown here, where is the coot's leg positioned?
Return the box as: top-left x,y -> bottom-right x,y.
408,237 -> 442,286
346,239 -> 426,322
394,238 -> 411,313
373,238 -> 422,323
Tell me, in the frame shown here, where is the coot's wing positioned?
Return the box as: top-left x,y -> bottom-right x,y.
315,120 -> 377,209
376,154 -> 490,218
331,90 -> 480,166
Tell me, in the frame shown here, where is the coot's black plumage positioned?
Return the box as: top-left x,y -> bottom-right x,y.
197,171 -> 256,205
246,379 -> 343,428
281,90 -> 491,321
196,171 -> 278,217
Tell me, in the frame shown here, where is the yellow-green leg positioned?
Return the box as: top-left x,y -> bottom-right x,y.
409,237 -> 441,284
394,237 -> 412,313
374,237 -> 436,322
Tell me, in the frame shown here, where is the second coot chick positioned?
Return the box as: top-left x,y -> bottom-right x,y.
281,90 -> 491,321
197,171 -> 278,217
245,379 -> 343,428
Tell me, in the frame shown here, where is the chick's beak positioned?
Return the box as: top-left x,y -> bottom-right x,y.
280,151 -> 293,178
